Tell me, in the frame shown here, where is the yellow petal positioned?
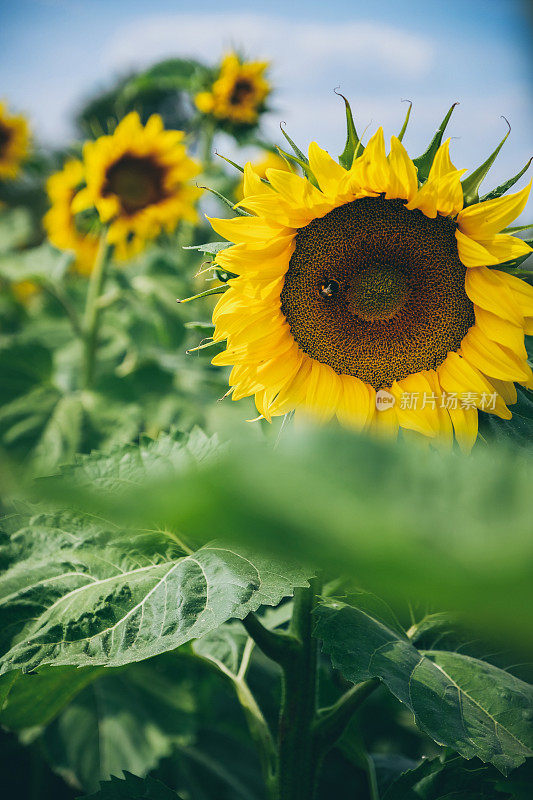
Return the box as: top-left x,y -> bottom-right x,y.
448,405 -> 478,453
336,374 -> 374,430
386,136 -> 418,201
427,139 -> 458,180
304,361 -> 342,423
460,326 -> 530,382
457,181 -> 532,240
208,215 -> 287,243
243,162 -> 273,197
308,142 -> 347,197
391,373 -> 440,437
474,307 -> 526,359
483,375 -> 517,406
455,230 -> 500,267
350,127 -> 390,195
493,269 -> 533,317
476,233 -> 532,264
438,351 -> 511,418
265,168 -> 326,210
465,266 -> 522,325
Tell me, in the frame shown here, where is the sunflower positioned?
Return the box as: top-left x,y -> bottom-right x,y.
43,159 -> 99,276
0,102 -> 30,180
207,105 -> 533,451
236,151 -> 291,199
73,112 -> 201,259
195,52 -> 270,126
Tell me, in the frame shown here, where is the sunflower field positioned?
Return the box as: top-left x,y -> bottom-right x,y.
1,12 -> 533,800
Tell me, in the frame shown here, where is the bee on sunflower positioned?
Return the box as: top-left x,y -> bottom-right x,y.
0,101 -> 30,180
203,100 -> 533,452
43,159 -> 100,276
195,52 -> 270,130
73,112 -> 201,259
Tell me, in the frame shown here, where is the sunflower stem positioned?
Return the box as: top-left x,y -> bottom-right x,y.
82,235 -> 113,389
200,118 -> 216,165
276,579 -> 321,800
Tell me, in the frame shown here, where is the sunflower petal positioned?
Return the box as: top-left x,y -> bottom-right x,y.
336,375 -> 374,430
460,326 -> 530,382
308,142 -> 347,196
386,136 -> 418,201
457,181 -> 532,240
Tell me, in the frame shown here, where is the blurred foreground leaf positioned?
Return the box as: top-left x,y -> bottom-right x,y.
35,425 -> 533,650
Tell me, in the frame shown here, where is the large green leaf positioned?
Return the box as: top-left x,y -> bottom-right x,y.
42,656 -> 195,792
0,432 -> 309,674
314,595 -> 533,773
80,772 -> 184,800
0,665 -> 103,729
0,513 -> 308,674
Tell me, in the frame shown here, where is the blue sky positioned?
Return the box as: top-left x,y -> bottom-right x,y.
1,0 -> 532,201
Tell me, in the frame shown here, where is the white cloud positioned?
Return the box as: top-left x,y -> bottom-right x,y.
103,13 -> 434,80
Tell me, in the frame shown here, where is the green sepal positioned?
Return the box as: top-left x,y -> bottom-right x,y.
177,285 -> 228,303
215,152 -> 244,174
504,223 -> 533,233
480,157 -> 532,203
275,145 -> 319,188
397,100 -> 412,143
461,119 -> 511,206
336,90 -> 363,168
186,339 -> 219,354
198,185 -> 251,216
412,102 -> 458,183
279,122 -> 309,165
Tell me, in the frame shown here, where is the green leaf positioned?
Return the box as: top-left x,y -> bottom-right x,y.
80,772 -> 184,800
42,656 -> 195,792
383,755 -> 533,800
0,207 -> 33,254
0,342 -> 53,404
193,621 -> 250,676
314,596 -> 533,773
478,385 -> 533,446
34,425 -> 533,652
0,243 -> 72,285
412,103 -> 458,183
0,434 -> 309,674
336,91 -> 363,169
480,157 -> 532,203
462,120 -> 511,206
0,665 -> 103,729
183,241 -> 233,255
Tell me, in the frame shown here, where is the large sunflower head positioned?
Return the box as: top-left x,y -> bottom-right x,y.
0,101 -> 30,180
195,52 -> 270,127
73,112 -> 201,259
206,101 -> 533,452
43,159 -> 100,276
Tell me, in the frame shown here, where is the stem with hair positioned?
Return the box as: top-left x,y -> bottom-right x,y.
82,234 -> 113,389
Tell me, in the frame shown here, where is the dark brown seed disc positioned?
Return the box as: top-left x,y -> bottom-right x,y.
280,196 -> 474,389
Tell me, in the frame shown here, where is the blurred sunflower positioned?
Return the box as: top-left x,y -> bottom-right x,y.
0,101 -> 30,180
208,109 -> 533,451
195,52 -> 270,126
44,159 -> 99,276
73,112 -> 201,259
236,151 -> 290,199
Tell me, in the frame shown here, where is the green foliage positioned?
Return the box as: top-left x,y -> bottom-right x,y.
80,772 -> 184,800
315,593 -> 532,773
412,103 -> 458,183
42,425 -> 533,649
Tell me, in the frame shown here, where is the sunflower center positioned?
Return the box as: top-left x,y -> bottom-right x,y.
280,196 -> 475,389
347,264 -> 412,321
0,123 -> 12,155
230,79 -> 254,106
104,154 -> 166,214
